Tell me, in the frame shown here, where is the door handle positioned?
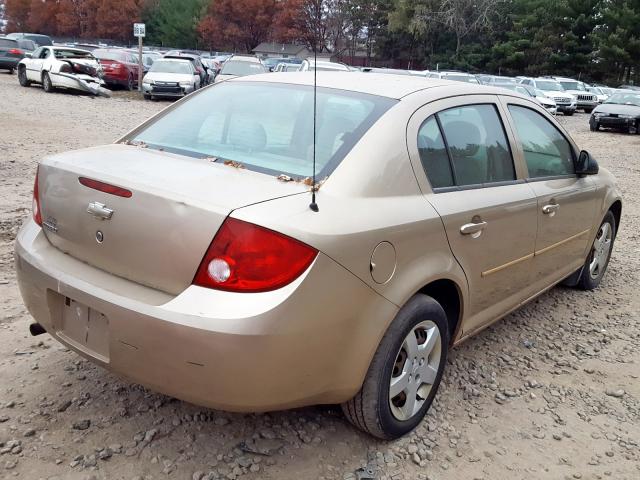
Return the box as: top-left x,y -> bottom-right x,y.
542,204 -> 560,215
460,221 -> 487,235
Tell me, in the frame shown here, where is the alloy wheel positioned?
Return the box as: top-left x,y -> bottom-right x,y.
589,222 -> 612,280
389,320 -> 441,421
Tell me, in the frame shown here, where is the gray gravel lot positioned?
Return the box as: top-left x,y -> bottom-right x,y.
0,71 -> 639,480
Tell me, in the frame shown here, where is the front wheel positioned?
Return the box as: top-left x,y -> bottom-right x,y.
127,74 -> 135,91
584,108 -> 594,113
577,211 -> 615,290
564,111 -> 574,116
590,122 -> 599,132
341,294 -> 449,439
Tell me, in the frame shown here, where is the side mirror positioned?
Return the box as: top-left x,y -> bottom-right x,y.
576,150 -> 599,176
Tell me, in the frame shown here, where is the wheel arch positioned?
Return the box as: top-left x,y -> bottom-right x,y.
416,278 -> 464,346
609,200 -> 622,237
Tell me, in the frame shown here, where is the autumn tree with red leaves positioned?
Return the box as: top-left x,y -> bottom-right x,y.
198,0 -> 279,52
4,0 -> 30,32
26,0 -> 60,36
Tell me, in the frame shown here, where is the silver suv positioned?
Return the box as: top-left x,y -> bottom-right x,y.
519,77 -> 577,115
552,77 -> 598,113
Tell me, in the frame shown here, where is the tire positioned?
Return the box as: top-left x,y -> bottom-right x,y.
18,66 -> 31,87
8,68 -> 14,75
576,211 -> 616,290
584,108 -> 594,114
127,74 -> 135,91
143,94 -> 151,100
42,72 -> 54,93
341,294 -> 449,439
590,122 -> 599,132
628,122 -> 639,135
564,111 -> 574,116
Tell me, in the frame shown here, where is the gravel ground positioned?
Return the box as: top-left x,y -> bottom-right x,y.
0,71 -> 639,480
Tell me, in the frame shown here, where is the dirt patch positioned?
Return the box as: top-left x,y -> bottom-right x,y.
0,72 -> 638,480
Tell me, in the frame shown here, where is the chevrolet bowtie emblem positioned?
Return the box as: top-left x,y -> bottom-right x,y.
87,202 -> 114,220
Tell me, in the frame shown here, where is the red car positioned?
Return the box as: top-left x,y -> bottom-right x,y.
93,48 -> 140,90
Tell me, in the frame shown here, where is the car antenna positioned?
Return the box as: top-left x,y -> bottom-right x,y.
309,15 -> 319,213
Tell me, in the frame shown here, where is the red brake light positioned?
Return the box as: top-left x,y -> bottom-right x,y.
33,167 -> 42,226
8,48 -> 23,55
193,218 -> 318,292
79,177 -> 132,198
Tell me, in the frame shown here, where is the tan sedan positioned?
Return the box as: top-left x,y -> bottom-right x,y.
14,73 -> 622,439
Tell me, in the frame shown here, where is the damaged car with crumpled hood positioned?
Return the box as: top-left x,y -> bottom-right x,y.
17,46 -> 110,97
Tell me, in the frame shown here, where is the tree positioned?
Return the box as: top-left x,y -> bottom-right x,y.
56,0 -> 101,38
4,0 -> 30,32
96,0 -> 143,42
199,0 -> 279,52
430,0 -> 504,56
144,0 -> 207,48
27,0 -> 60,36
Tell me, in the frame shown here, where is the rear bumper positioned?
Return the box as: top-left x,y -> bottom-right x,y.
14,220 -> 396,411
0,58 -> 20,70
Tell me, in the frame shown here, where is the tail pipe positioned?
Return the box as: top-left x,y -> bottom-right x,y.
29,323 -> 46,336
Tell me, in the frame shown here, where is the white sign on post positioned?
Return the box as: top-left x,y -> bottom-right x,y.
133,23 -> 146,38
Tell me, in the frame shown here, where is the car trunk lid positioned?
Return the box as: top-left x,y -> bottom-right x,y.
37,144 -> 306,295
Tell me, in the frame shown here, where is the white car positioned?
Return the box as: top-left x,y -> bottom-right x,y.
17,46 -> 109,96
142,58 -> 201,100
298,59 -> 351,72
214,55 -> 267,83
587,86 -> 610,104
498,84 -> 558,115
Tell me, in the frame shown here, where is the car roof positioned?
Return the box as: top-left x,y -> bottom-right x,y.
232,72 -> 497,99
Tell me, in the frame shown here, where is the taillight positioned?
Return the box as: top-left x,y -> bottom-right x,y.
33,167 -> 42,226
79,177 -> 132,198
60,63 -> 72,73
193,218 -> 318,292
8,48 -> 23,55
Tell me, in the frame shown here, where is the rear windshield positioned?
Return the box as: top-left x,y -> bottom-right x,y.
93,50 -> 125,61
53,49 -> 94,59
0,39 -> 17,48
220,60 -> 266,76
131,82 -> 396,178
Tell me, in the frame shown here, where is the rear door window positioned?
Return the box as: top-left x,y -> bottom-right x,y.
417,104 -> 515,189
507,105 -> 575,178
417,116 -> 454,188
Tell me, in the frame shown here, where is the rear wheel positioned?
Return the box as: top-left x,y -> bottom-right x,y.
584,107 -> 594,113
127,73 -> 135,91
564,110 -> 574,116
577,211 -> 615,290
341,294 -> 449,439
42,72 -> 54,93
18,66 -> 31,87
143,93 -> 151,100
8,68 -> 14,74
